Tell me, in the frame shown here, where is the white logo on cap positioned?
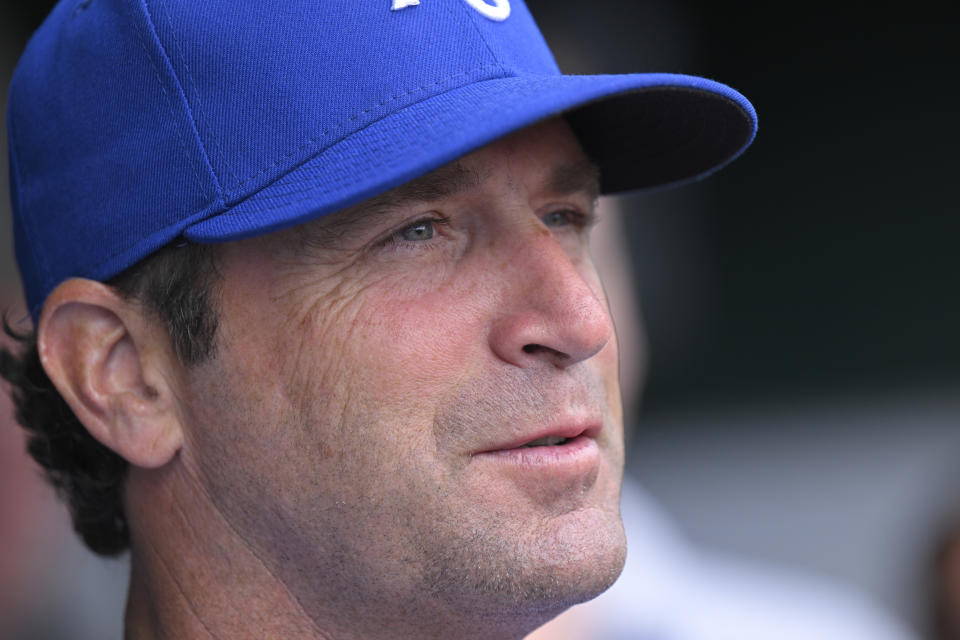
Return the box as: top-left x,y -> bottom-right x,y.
391,0 -> 510,21
462,0 -> 510,21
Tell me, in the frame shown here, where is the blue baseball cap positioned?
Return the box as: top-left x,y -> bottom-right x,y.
7,0 -> 757,319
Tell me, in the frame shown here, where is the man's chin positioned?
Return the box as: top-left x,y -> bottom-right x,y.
522,508 -> 628,608
424,505 -> 627,622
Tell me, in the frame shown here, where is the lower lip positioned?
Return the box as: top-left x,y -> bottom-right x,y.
473,434 -> 599,469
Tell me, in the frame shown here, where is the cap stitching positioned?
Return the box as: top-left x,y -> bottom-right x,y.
26,0 -> 213,311
451,1 -> 505,75
129,6 -> 210,201
211,80 -> 529,222
223,62 -> 498,198
153,0 -> 237,191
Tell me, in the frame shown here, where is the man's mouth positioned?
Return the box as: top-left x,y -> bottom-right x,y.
518,435 -> 570,448
474,422 -> 602,456
470,425 -> 603,481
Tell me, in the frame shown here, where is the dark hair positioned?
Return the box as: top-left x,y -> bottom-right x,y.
0,243 -> 219,556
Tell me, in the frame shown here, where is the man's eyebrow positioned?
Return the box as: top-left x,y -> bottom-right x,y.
343,156 -> 598,220
546,158 -> 601,202
359,161 -> 488,214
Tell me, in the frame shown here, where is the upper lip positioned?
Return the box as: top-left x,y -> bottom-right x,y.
474,420 -> 603,454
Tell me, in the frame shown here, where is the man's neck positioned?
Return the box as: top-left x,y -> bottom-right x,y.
121,465 -> 336,640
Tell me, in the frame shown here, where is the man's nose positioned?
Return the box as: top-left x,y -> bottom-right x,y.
488,225 -> 613,369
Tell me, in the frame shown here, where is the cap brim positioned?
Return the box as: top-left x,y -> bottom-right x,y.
185,72 -> 756,242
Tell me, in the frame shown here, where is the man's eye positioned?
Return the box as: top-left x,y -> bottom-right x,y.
377,217 -> 449,250
399,220 -> 435,242
542,210 -> 576,228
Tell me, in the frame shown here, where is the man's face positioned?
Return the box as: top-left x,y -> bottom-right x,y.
175,119 -> 625,632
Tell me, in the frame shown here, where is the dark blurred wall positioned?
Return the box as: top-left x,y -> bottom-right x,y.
530,0 -> 960,410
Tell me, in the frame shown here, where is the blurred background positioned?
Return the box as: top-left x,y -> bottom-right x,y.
2,0 -> 958,638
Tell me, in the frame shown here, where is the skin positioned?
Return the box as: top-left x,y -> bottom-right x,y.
41,118 -> 626,639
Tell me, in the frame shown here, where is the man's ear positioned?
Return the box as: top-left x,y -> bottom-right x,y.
37,278 -> 183,469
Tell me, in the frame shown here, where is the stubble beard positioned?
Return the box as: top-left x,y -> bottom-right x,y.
417,503 -> 627,620
408,368 -> 628,627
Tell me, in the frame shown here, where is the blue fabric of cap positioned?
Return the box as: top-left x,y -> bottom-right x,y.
7,0 -> 757,320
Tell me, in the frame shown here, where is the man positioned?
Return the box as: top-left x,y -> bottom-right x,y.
2,1 -> 755,638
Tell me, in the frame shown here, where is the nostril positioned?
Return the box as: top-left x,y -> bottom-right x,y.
522,344 -> 569,360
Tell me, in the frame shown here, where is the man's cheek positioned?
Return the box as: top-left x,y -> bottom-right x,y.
362,290 -> 488,383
